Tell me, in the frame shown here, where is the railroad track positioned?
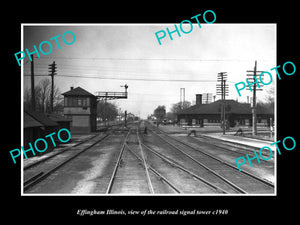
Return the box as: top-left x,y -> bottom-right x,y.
145,124 -> 274,194
23,133 -> 110,192
188,134 -> 274,161
139,141 -> 229,194
106,127 -> 182,194
24,134 -> 98,170
107,123 -> 243,194
155,125 -> 274,162
24,121 -> 275,194
23,124 -> 128,172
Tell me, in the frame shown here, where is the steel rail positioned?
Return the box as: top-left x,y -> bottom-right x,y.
24,134 -> 98,170
136,128 -> 155,194
24,133 -> 110,192
140,142 -> 229,194
125,143 -> 182,194
24,172 -> 44,186
105,130 -> 131,194
24,124 -> 127,171
148,128 -> 248,194
187,134 -> 274,161
157,131 -> 275,188
156,125 -> 274,161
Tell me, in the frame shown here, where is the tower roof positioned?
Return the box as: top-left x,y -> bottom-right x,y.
62,87 -> 95,97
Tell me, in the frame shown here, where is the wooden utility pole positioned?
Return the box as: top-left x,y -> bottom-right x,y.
246,61 -> 264,136
48,61 -> 57,113
124,110 -> 127,127
221,79 -> 226,134
216,72 -> 228,135
31,56 -> 36,111
104,93 -> 107,127
252,61 -> 257,136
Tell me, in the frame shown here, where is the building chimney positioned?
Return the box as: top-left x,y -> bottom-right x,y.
70,86 -> 74,90
196,94 -> 202,105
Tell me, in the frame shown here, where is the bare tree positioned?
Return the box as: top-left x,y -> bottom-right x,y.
97,100 -> 118,122
39,78 -> 51,113
265,83 -> 275,105
170,101 -> 191,114
24,78 -> 63,113
154,105 -> 166,122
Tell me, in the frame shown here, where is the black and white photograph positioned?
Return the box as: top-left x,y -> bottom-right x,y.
21,24 -> 276,195
4,3 -> 298,221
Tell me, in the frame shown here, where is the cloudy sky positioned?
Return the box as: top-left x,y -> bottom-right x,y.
22,24 -> 276,118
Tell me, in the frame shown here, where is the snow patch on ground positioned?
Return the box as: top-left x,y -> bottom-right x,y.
71,146 -> 115,194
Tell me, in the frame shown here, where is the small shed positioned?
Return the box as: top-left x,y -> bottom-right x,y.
46,113 -> 72,130
24,111 -> 43,149
24,110 -> 59,157
46,113 -> 72,141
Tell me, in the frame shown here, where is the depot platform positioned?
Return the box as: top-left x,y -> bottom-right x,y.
156,124 -> 276,151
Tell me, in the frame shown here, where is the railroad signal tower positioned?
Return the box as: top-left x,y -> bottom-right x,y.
95,84 -> 129,127
216,72 -> 229,134
95,84 -> 128,100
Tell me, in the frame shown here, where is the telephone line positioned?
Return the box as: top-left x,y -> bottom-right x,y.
36,57 -> 272,62
26,66 -> 220,76
24,74 -> 220,83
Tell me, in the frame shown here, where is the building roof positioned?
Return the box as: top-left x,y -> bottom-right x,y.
62,86 -> 95,97
24,112 -> 43,128
177,100 -> 274,115
25,110 -> 59,127
127,112 -> 135,117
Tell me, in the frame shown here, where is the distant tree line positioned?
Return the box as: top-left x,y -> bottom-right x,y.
153,105 -> 166,122
97,100 -> 118,122
152,101 -> 191,122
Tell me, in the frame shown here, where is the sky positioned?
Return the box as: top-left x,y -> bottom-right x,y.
22,24 -> 276,118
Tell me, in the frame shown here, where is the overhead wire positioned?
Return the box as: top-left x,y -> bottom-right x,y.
23,74 -> 220,82
23,57 -> 260,84
37,56 -> 272,62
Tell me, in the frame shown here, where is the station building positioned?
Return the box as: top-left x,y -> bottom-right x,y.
177,94 -> 274,128
62,87 -> 97,133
